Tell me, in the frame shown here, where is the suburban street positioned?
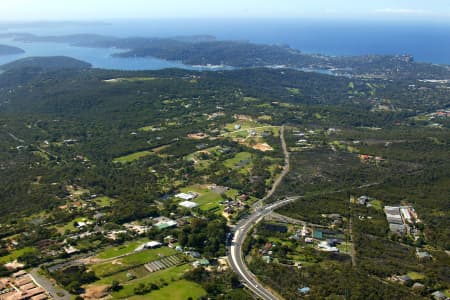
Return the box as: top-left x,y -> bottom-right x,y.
227,125 -> 296,300
30,268 -> 72,300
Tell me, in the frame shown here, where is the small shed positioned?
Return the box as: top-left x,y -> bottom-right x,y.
298,287 -> 311,294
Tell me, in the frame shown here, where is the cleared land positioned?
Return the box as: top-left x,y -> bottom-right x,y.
223,152 -> 252,170
96,239 -> 149,259
104,77 -> 159,83
113,151 -> 153,163
179,185 -> 239,212
128,279 -> 206,300
91,247 -> 176,277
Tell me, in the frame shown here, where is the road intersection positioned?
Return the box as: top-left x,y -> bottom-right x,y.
228,197 -> 298,300
227,125 -> 297,300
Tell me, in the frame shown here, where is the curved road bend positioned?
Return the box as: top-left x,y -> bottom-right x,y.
229,198 -> 298,300
228,125 -> 295,300
30,268 -> 72,300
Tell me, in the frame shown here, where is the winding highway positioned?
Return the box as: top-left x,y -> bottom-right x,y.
228,197 -> 298,300
227,125 -> 296,300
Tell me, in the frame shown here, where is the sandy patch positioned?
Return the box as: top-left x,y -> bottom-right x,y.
4,260 -> 24,270
83,285 -> 110,300
234,114 -> 253,121
187,133 -> 209,140
252,143 -> 273,152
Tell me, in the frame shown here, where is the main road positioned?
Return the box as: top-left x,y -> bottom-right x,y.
228,197 -> 298,300
227,125 -> 296,300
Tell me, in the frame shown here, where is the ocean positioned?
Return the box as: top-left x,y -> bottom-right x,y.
0,19 -> 449,70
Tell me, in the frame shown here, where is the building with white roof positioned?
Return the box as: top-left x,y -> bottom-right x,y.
175,192 -> 197,200
179,201 -> 199,208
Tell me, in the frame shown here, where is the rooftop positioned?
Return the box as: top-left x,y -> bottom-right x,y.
175,192 -> 197,201
179,200 -> 199,208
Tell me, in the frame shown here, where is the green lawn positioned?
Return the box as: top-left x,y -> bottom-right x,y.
139,125 -> 166,132
225,120 -> 262,131
267,237 -> 293,248
224,152 -> 252,169
369,199 -> 383,211
179,185 -> 239,212
286,87 -> 301,95
113,151 -> 153,163
94,266 -> 146,285
54,217 -> 92,233
128,279 -> 206,300
0,247 -> 36,264
91,247 -> 176,278
77,239 -> 102,251
108,265 -> 194,298
230,130 -> 250,138
243,96 -> 259,102
337,242 -> 353,254
407,272 -> 425,280
97,263 -> 189,286
255,125 -> 280,137
224,189 -> 240,199
93,196 -> 115,207
185,147 -> 220,171
122,248 -> 176,265
180,186 -> 223,211
107,77 -> 158,83
96,239 -> 149,259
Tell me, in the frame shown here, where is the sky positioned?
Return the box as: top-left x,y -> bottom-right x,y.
1,0 -> 449,21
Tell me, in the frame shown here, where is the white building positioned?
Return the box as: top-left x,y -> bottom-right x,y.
135,241 -> 162,252
175,192 -> 197,201
179,201 -> 199,208
318,241 -> 339,252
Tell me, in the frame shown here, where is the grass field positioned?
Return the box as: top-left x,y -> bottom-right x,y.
96,239 -> 149,259
256,125 -> 280,136
179,185 -> 223,211
54,217 -> 92,234
97,262 -> 188,286
94,266 -> 147,284
139,125 -> 154,132
139,125 -> 166,132
108,265 -> 194,298
91,247 -> 177,277
76,239 -> 102,251
128,279 -> 206,300
330,141 -> 359,153
224,120 -> 262,131
105,77 -> 158,83
0,247 -> 36,264
179,185 -> 240,212
286,87 -> 301,95
113,151 -> 153,163
185,147 -> 221,171
93,196 -> 115,207
369,199 -> 383,211
407,272 -> 425,280
258,115 -> 272,121
224,152 -> 252,169
337,242 -> 353,254
229,130 -> 250,138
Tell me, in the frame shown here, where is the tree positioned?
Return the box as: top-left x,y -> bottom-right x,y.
110,280 -> 122,291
